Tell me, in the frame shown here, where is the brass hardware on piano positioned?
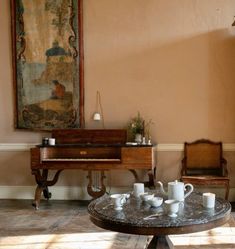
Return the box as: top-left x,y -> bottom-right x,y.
30,129 -> 156,209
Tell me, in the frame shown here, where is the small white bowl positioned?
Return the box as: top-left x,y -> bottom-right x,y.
139,193 -> 154,202
147,196 -> 163,207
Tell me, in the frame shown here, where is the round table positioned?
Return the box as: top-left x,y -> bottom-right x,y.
88,191 -> 231,248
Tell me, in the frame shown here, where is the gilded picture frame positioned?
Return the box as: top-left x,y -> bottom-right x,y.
10,0 -> 84,131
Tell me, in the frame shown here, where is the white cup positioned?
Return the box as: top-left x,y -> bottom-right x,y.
165,199 -> 180,217
203,192 -> 215,209
110,194 -> 126,210
48,138 -> 56,146
133,183 -> 145,198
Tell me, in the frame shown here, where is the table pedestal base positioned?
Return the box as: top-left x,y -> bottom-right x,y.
147,235 -> 169,249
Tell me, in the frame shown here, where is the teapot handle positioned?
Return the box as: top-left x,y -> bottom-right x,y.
184,183 -> 194,199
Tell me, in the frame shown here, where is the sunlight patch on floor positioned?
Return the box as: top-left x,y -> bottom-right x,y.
0,232 -> 147,249
167,227 -> 235,249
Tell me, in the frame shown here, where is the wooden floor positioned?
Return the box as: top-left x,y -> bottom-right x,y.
0,199 -> 150,249
0,200 -> 234,249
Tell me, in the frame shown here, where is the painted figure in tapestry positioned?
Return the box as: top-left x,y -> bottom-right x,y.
51,80 -> 66,99
15,0 -> 80,129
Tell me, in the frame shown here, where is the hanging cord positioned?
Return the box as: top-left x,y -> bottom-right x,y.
95,91 -> 99,113
96,91 -> 105,129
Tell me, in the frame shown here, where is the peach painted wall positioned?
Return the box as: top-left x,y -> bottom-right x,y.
0,0 -> 235,198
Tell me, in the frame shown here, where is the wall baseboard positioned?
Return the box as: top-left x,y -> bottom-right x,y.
0,143 -> 235,152
0,185 -> 234,201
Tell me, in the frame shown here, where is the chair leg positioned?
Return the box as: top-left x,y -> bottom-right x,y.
225,181 -> 230,200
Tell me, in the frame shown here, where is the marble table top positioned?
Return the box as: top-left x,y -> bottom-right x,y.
88,190 -> 231,235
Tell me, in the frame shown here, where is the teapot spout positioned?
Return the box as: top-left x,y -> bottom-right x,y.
157,181 -> 167,196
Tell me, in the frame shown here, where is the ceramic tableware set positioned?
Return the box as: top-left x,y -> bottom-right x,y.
132,181 -> 194,216
110,180 -> 215,216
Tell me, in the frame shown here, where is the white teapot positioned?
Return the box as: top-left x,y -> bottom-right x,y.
157,180 -> 193,201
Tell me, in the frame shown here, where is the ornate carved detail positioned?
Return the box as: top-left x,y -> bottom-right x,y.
128,169 -> 140,182
16,6 -> 26,61
87,170 -> 106,198
129,168 -> 156,188
31,169 -> 63,209
68,3 -> 78,58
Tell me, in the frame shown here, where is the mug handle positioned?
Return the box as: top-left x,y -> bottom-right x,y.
184,183 -> 194,199
120,195 -> 127,205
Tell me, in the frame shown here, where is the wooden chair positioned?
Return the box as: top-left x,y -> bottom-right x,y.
181,139 -> 230,200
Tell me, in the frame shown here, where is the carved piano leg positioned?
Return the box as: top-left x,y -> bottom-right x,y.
32,169 -> 47,209
41,170 -> 52,200
147,167 -> 156,188
87,170 -> 106,198
32,169 -> 63,209
129,169 -> 140,182
129,168 -> 156,188
43,187 -> 52,199
33,185 -> 43,210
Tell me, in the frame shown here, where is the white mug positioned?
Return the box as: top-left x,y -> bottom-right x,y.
48,138 -> 56,146
203,192 -> 215,209
110,194 -> 126,210
133,183 -> 145,198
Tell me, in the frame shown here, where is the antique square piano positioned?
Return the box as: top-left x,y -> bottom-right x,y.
31,129 -> 156,209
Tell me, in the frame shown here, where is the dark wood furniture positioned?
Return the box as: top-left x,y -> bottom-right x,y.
88,191 -> 231,249
181,139 -> 230,200
30,129 -> 156,209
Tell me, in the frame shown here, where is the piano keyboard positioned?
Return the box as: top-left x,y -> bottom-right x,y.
42,158 -> 121,162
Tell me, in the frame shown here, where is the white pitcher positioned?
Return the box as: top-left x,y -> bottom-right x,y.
158,180 -> 194,201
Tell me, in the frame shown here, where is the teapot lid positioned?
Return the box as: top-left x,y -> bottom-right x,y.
169,180 -> 182,185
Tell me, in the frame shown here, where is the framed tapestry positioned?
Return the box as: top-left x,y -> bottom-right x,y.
10,0 -> 84,130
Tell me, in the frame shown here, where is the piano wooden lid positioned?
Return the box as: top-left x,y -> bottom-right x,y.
51,129 -> 127,145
